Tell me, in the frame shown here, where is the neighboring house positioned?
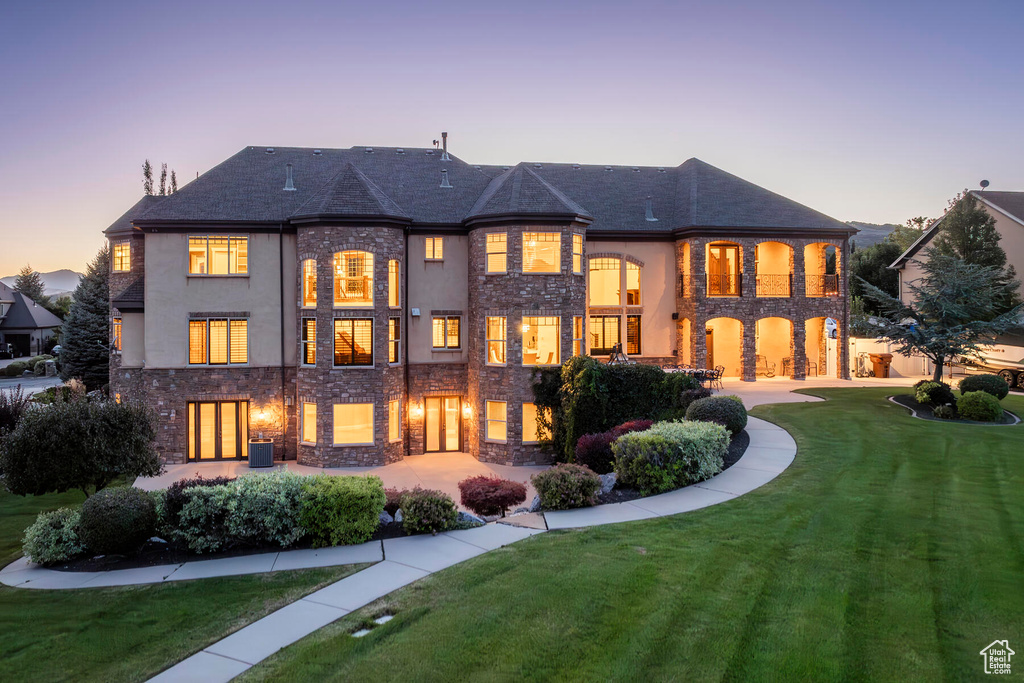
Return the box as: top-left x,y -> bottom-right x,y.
106,144 -> 854,467
0,280 -> 63,357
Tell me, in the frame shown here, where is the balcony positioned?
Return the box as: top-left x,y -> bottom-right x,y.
806,274 -> 839,297
755,273 -> 792,297
707,273 -> 741,297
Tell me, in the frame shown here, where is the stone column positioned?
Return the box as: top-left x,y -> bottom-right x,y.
741,242 -> 756,299
742,319 -> 756,381
793,320 -> 807,379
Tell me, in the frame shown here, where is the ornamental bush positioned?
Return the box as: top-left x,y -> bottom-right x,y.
913,380 -> 956,407
79,486 -> 157,555
0,384 -> 30,435
613,420 -> 729,495
23,507 -> 86,565
959,374 -> 1010,401
575,420 -> 655,474
457,476 -> 527,517
399,487 -> 458,534
4,361 -> 29,377
933,405 -> 957,420
174,485 -> 234,553
383,487 -> 406,516
678,387 -> 713,414
685,396 -> 748,435
226,471 -> 307,548
157,474 -> 235,533
299,475 -> 386,548
531,463 -> 601,510
957,391 -> 1003,422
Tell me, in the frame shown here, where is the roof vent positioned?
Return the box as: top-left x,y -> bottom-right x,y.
501,166 -> 510,171
534,163 -> 542,169
313,149 -> 322,156
440,169 -> 452,189
604,165 -> 613,172
426,149 -> 434,155
632,167 -> 640,172
396,148 -> 405,154
657,167 -> 666,173
364,147 -> 373,153
265,147 -> 275,154
645,196 -> 658,222
473,165 -> 481,170
572,163 -> 581,171
440,132 -> 451,161
284,163 -> 296,192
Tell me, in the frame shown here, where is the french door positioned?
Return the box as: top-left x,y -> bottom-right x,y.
187,401 -> 249,461
425,396 -> 461,452
708,244 -> 740,296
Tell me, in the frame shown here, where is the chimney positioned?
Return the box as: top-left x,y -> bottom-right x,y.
440,132 -> 450,161
440,169 -> 452,188
284,163 -> 296,191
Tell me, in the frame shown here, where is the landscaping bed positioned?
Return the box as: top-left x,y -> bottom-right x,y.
889,394 -> 1019,425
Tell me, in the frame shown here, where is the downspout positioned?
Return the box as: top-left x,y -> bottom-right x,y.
279,223 -> 288,460
403,226 -> 410,458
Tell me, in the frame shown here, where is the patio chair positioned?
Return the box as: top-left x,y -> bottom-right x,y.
806,359 -> 818,377
712,365 -> 725,390
755,354 -> 776,378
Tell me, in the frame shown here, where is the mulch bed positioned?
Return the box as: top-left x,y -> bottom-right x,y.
597,429 -> 751,505
889,394 -> 1020,425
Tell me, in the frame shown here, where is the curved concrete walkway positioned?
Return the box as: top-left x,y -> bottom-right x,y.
0,415 -> 796,683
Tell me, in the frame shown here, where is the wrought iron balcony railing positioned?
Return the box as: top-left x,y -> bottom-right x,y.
755,273 -> 792,297
707,273 -> 741,297
806,274 -> 840,297
679,273 -> 692,298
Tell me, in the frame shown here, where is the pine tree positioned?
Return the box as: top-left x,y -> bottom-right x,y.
142,160 -> 154,195
59,247 -> 110,391
13,265 -> 49,305
170,169 -> 178,193
159,163 -> 167,196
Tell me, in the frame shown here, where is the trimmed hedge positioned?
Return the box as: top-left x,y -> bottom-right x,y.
613,420 -> 729,495
174,485 -> 233,553
79,486 -> 157,555
959,374 -> 1010,401
158,474 -> 235,533
575,420 -> 654,474
226,471 -> 307,548
300,475 -> 386,548
531,463 -> 601,510
23,507 -> 85,565
913,380 -> 956,407
685,396 -> 748,435
400,487 -> 458,534
458,476 -> 527,517
957,391 -> 1003,422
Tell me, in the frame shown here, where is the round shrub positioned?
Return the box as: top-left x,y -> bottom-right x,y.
685,396 -> 747,435
79,486 -> 157,555
575,420 -> 654,474
531,463 -> 601,510
4,361 -> 29,377
678,387 -> 712,414
958,374 -> 1009,401
23,507 -> 85,565
613,420 -> 729,495
300,475 -> 386,547
458,476 -> 527,517
33,360 -> 46,376
157,474 -> 235,533
226,471 -> 307,548
400,487 -> 458,535
913,380 -> 956,406
383,487 -> 406,516
956,391 -> 1003,422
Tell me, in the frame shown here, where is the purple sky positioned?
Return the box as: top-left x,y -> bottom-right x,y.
2,0 -> 1022,275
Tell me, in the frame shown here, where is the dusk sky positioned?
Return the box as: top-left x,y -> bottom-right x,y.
2,0 -> 1022,275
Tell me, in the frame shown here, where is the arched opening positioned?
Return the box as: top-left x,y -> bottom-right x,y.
680,242 -> 692,297
706,242 -> 741,296
334,251 -> 374,307
755,317 -> 792,377
755,241 -> 793,297
680,318 -> 692,366
805,316 -> 840,378
804,243 -> 839,297
705,317 -> 743,377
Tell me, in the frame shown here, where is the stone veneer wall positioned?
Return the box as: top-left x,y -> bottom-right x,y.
108,233 -> 146,384
466,222 -> 588,465
294,224 -> 406,467
406,362 -> 468,456
674,235 -> 850,381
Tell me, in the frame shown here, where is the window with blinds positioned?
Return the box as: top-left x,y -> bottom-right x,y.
486,233 -> 507,273
626,315 -> 641,355
589,315 -> 620,355
572,234 -> 583,274
113,242 -> 131,271
112,317 -> 122,352
301,318 -> 316,366
432,316 -> 460,349
188,318 -> 247,365
425,237 -> 443,260
388,317 -> 401,364
334,318 -> 373,366
486,316 -> 506,365
388,260 -> 400,307
188,236 -> 248,275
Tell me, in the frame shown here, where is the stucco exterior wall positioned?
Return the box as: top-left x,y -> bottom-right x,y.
407,234 -> 469,364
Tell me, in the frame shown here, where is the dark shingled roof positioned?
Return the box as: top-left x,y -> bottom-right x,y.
0,281 -> 63,330
976,191 -> 1024,224
112,276 -> 145,312
105,195 -> 166,235
126,145 -> 851,233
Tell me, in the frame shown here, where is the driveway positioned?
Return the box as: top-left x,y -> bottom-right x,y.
0,374 -> 63,396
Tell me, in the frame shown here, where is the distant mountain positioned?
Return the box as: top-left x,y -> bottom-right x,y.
0,269 -> 82,298
846,221 -> 899,248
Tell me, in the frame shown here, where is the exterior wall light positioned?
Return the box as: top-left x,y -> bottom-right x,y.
462,403 -> 472,419
410,402 -> 424,419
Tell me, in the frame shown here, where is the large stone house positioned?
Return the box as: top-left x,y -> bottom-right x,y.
106,144 -> 853,467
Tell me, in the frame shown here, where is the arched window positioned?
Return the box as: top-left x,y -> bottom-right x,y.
589,257 -> 621,305
334,251 -> 373,307
302,259 -> 316,307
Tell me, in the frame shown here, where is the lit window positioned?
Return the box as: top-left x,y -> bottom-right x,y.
626,315 -> 641,355
589,257 -> 621,305
485,400 -> 507,442
301,402 -> 316,444
522,232 -> 560,273
188,236 -> 248,275
334,251 -> 373,307
333,403 -> 374,445
112,317 -> 122,352
523,403 -> 549,443
432,316 -> 460,350
486,316 -> 506,365
188,318 -> 247,365
572,316 -> 583,357
388,260 -> 400,307
626,262 -> 641,305
486,233 -> 507,273
589,315 -> 620,355
425,237 -> 443,260
302,259 -> 317,307
301,318 -> 316,366
113,243 -> 131,272
388,317 -> 401,364
522,316 -> 559,366
334,318 -> 373,366
389,399 -> 401,442
572,234 -> 583,274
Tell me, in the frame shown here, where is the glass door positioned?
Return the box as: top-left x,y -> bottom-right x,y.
424,396 -> 462,452
187,401 -> 249,461
708,244 -> 740,296
443,397 -> 460,451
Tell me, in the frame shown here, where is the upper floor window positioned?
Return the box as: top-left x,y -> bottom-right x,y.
302,259 -> 317,307
486,316 -> 506,365
189,236 -> 248,275
425,237 -> 443,261
432,315 -> 461,350
334,318 -> 373,367
334,251 -> 373,307
388,317 -> 401,364
626,262 -> 641,305
523,233 -> 560,273
589,315 -> 620,355
112,243 -> 131,272
388,260 -> 400,308
522,316 -> 559,366
112,317 -> 122,352
486,233 -> 507,273
707,243 -> 740,296
301,317 -> 316,366
189,318 -> 248,365
572,234 -> 583,274
589,257 -> 621,305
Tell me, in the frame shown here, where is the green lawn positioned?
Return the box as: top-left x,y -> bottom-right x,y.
0,488 -> 368,682
241,387 -> 1024,682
